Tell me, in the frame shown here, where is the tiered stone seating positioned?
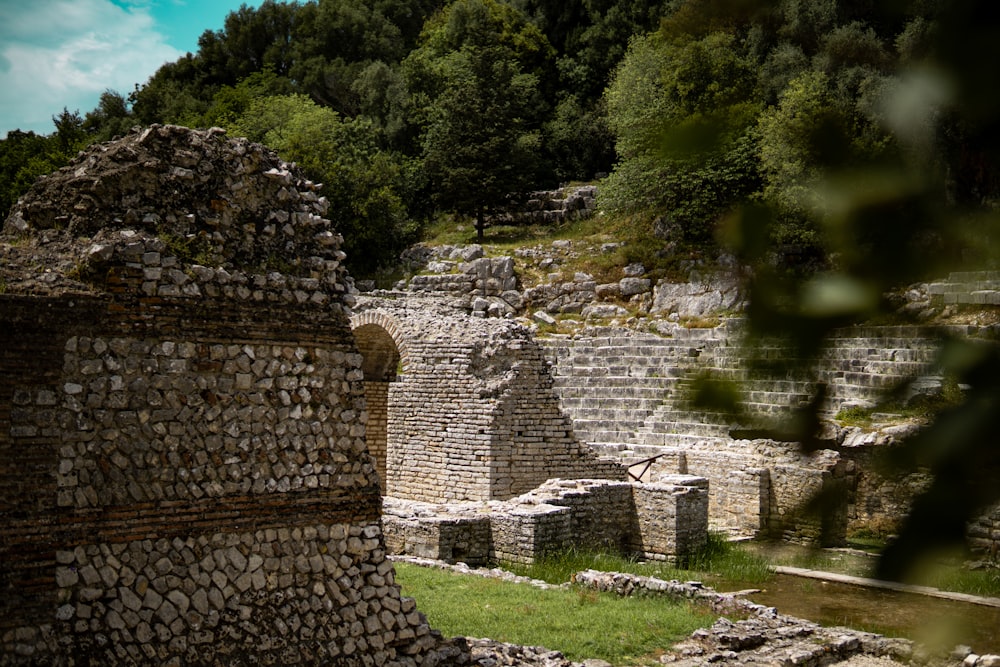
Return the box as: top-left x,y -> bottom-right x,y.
928,270 -> 1000,305
542,323 -> 949,543
544,330 -> 711,449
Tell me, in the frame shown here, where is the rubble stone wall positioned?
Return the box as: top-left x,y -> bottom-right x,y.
0,126 -> 450,665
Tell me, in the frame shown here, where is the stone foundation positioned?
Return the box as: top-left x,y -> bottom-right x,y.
383,476 -> 709,566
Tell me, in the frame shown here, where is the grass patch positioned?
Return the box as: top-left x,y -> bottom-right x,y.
834,376 -> 965,428
394,562 -> 715,666
917,563 -> 1000,597
506,534 -> 772,588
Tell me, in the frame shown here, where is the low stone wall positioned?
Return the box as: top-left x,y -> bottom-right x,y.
383,476 -> 709,566
968,503 -> 1000,557
491,185 -> 598,226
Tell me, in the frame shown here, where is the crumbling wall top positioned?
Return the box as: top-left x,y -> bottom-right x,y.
1,124 -> 349,298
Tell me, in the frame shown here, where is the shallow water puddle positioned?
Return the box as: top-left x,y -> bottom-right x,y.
718,573 -> 1000,654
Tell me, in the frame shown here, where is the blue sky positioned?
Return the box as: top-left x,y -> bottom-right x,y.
0,0 -> 265,138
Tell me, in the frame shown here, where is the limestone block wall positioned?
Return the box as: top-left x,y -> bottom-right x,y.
631,476 -> 710,561
542,325 -> 952,544
352,298 -> 625,504
382,477 -> 709,566
382,511 -> 492,565
490,505 -> 575,565
681,452 -> 769,536
514,480 -> 639,554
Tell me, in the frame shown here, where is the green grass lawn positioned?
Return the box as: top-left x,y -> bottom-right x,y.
393,562 -> 716,666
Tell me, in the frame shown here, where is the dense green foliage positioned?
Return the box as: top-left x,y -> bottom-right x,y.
7,0 -> 995,279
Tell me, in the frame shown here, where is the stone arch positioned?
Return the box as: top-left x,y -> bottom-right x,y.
351,297 -> 626,502
351,311 -> 410,486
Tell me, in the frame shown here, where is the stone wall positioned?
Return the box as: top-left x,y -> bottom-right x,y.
490,185 -> 598,226
540,325 -> 951,544
383,476 -> 709,566
0,126 -> 452,665
351,297 -> 625,504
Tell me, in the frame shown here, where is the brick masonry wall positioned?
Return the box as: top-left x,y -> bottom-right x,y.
364,381 -> 390,487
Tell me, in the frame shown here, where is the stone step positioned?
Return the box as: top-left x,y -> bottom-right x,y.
570,416 -> 645,430
552,384 -> 671,399
563,407 -> 658,423
557,396 -> 666,411
552,375 -> 676,388
553,362 -> 693,376
574,430 -> 639,446
639,420 -> 732,438
635,432 -> 731,448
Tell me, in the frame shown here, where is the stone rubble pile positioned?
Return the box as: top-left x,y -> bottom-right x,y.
2,123 -> 351,296
490,185 -> 599,226
385,240 -> 745,324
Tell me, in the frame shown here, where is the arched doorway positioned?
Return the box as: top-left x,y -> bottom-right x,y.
352,322 -> 401,487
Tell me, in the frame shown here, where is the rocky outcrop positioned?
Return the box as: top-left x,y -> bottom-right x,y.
388,240 -> 748,325
490,185 -> 599,226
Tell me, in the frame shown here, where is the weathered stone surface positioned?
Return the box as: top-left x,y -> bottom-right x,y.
384,476 -> 707,566
651,271 -> 744,318
0,126 -> 454,666
352,297 -> 625,504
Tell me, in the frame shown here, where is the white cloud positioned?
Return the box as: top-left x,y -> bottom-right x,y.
0,0 -> 183,136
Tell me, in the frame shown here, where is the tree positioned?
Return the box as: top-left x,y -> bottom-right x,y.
602,29 -> 761,242
82,90 -> 135,142
200,68 -> 295,129
421,46 -> 544,241
51,108 -> 87,154
405,0 -> 556,238
543,95 -> 615,183
667,0 -> 1000,582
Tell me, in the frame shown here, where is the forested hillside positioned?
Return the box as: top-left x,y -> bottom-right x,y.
2,0 -> 997,281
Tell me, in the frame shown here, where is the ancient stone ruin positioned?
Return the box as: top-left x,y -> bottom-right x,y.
0,125 -> 457,664
0,125 -> 711,665
4,123 -> 1000,665
350,295 -> 709,565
